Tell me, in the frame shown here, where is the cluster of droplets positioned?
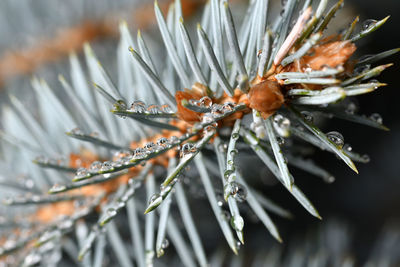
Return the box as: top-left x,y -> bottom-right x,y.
129,100 -> 174,114
210,102 -> 235,116
73,136 -> 183,180
3,194 -> 44,205
187,100 -> 239,135
344,100 -> 383,125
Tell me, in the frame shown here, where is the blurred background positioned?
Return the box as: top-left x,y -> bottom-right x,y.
0,0 -> 399,265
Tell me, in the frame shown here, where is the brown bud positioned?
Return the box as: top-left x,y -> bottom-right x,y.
248,80 -> 284,119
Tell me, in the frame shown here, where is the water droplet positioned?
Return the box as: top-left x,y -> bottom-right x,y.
326,176 -> 336,183
211,104 -> 224,116
70,127 -> 83,135
232,133 -> 239,141
221,210 -> 231,220
217,197 -> 224,207
273,114 -> 291,134
218,143 -> 227,153
107,208 -> 117,217
189,99 -> 200,106
362,19 -> 377,31
230,149 -> 238,157
224,169 -> 235,180
157,137 -> 169,147
144,142 -> 156,154
112,160 -> 122,168
31,195 -> 40,202
129,179 -> 142,190
35,155 -> 48,164
133,148 -> 146,160
204,125 -> 217,133
114,100 -> 127,110
160,183 -> 173,196
49,184 -> 66,193
361,154 -> 370,162
343,144 -> 352,152
230,215 -> 244,231
230,182 -> 247,202
100,161 -> 113,172
89,132 -> 99,138
301,111 -> 314,123
202,113 -> 214,123
147,104 -> 161,114
24,253 -> 41,266
369,113 -> 383,124
169,136 -> 179,144
131,100 -> 146,113
161,104 -> 174,114
161,239 -> 169,249
222,102 -> 235,112
199,96 -> 213,108
354,64 -> 371,75
24,179 -> 35,189
369,79 -> 379,88
276,136 -> 285,146
180,143 -> 197,158
149,193 -> 162,206
59,219 -> 73,230
3,197 -> 13,205
326,131 -> 344,148
346,101 -> 358,114
89,161 -> 102,173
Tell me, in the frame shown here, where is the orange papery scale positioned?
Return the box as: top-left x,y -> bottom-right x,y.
302,40 -> 356,70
